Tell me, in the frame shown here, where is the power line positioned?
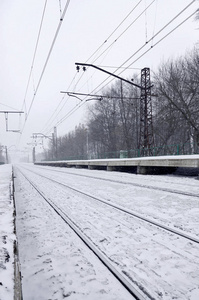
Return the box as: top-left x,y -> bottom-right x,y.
74,0 -> 154,98
117,0 -> 196,75
53,2 -> 197,130
87,0 -> 197,95
85,0 -> 143,64
96,65 -> 142,70
125,10 -> 197,70
21,0 -> 48,116
0,102 -> 20,111
40,1 -> 197,136
39,1 -> 148,135
40,72 -> 78,133
91,0 -> 155,65
21,0 -> 71,133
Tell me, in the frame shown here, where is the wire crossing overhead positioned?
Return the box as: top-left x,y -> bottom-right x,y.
35,0 -> 197,142
21,0 -> 71,134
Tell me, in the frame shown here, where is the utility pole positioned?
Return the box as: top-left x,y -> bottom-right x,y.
75,63 -> 154,154
32,128 -> 58,161
5,146 -> 8,164
0,111 -> 24,132
139,68 -> 154,155
53,126 -> 58,160
32,147 -> 36,163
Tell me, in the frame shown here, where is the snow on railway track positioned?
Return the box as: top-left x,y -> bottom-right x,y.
22,164 -> 199,237
14,164 -> 199,300
33,164 -> 199,198
14,167 -> 137,300
18,165 -> 199,244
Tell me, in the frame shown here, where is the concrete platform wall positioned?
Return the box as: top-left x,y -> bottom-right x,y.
35,155 -> 199,176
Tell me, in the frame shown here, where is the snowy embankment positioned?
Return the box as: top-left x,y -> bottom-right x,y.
0,164 -> 15,300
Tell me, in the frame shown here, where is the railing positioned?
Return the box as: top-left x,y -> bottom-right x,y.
46,142 -> 199,161
95,142 -> 199,159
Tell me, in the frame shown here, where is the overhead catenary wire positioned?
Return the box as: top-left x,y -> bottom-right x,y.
87,0 -> 197,96
76,0 -> 154,96
21,0 -> 71,134
70,0 -> 155,102
39,0 -> 155,136
90,0 -> 155,65
70,0 -> 195,105
21,0 -> 48,117
0,102 -> 20,111
85,0 -> 143,64
151,0 -> 158,47
96,66 -> 142,70
47,1 -> 197,131
40,72 -> 78,134
40,0 -> 197,138
66,1 -> 145,102
123,10 -> 197,73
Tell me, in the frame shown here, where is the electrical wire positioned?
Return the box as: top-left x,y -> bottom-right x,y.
125,9 -> 197,70
21,0 -> 71,133
96,66 -> 141,70
90,0 -> 155,65
39,0 -> 197,136
151,0 -> 158,47
39,0 -> 148,135
77,0 -> 154,94
86,0 -> 197,95
0,102 -> 20,111
52,1 -> 197,130
21,0 -> 48,116
66,1 -> 144,100
85,0 -> 143,64
40,72 -> 78,133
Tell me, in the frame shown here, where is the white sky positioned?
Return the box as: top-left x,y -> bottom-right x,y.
0,0 -> 198,159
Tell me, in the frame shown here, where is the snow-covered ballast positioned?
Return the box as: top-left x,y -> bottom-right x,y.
35,155 -> 199,175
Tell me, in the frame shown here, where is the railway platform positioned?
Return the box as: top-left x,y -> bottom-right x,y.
35,154 -> 199,175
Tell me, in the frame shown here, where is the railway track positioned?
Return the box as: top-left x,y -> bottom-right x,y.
18,165 -> 199,244
15,166 -> 148,300
14,165 -> 199,300
33,165 -> 199,199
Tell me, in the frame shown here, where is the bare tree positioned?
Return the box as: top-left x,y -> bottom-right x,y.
155,49 -> 199,153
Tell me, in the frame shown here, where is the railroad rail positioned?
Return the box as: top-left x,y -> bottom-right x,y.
19,166 -> 199,245
15,165 -> 199,299
34,165 -> 199,199
15,166 -> 147,300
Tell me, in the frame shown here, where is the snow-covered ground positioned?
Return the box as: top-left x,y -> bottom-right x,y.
14,166 -> 133,300
15,164 -> 199,300
1,163 -> 199,300
0,164 -> 15,300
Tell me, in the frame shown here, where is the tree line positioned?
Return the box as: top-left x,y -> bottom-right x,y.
44,47 -> 199,161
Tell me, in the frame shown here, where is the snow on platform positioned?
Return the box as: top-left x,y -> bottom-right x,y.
35,154 -> 199,174
0,164 -> 15,300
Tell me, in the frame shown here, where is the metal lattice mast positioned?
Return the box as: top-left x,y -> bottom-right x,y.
139,68 -> 154,154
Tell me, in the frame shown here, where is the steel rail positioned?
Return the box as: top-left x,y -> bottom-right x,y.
15,167 -> 148,300
34,165 -> 199,199
20,166 -> 199,245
